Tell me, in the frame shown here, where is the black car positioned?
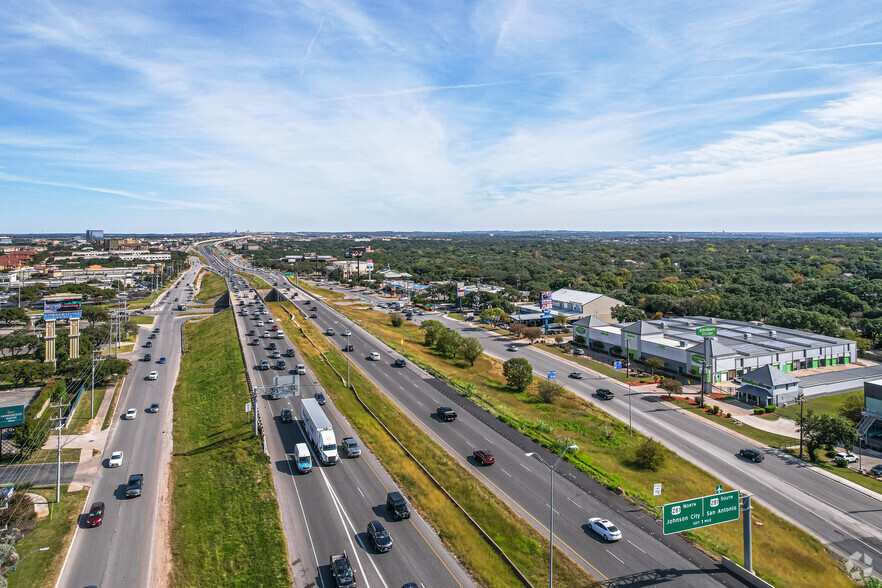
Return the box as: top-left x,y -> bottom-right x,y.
126,473 -> 143,498
280,408 -> 293,423
394,358 -> 406,367
596,388 -> 614,400
386,491 -> 410,520
569,372 -> 583,379
143,353 -> 152,362
315,391 -> 326,405
739,448 -> 764,463
870,464 -> 882,477
436,406 -> 457,421
367,520 -> 393,552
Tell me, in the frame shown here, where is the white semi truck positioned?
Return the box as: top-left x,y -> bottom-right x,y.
301,398 -> 338,465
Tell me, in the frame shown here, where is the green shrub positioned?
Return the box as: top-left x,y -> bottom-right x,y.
726,412 -> 732,418
754,408 -> 766,415
534,420 -> 555,435
765,405 -> 777,413
634,437 -> 667,471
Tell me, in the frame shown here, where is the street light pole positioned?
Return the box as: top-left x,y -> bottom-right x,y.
346,332 -> 351,388
10,546 -> 49,572
526,444 -> 578,588
798,392 -> 806,459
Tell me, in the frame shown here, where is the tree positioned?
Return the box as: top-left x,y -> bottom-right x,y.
480,307 -> 506,326
657,377 -> 682,395
0,330 -> 39,357
523,327 -> 543,344
389,313 -> 404,327
503,357 -> 533,392
460,337 -> 484,366
537,379 -> 565,403
509,323 -> 526,339
81,304 -> 111,327
13,417 -> 50,458
839,393 -> 864,425
645,357 -> 664,375
436,329 -> 464,358
611,305 -> 646,323
553,314 -> 569,328
634,437 -> 667,471
0,361 -> 54,386
0,307 -> 29,326
799,411 -> 858,461
420,320 -> 445,347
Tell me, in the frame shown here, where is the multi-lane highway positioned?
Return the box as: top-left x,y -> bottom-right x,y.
218,252 -> 746,587
203,247 -> 473,588
58,260 -> 203,588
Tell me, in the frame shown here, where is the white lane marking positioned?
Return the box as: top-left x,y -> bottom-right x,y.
498,467 -> 512,477
567,496 -> 583,509
627,539 -> 647,554
357,486 -> 366,500
520,462 -> 531,471
606,549 -> 625,565
414,399 -> 423,407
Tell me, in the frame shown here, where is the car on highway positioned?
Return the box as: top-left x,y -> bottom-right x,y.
272,350 -> 281,359
124,408 -> 137,420
256,321 -> 264,327
835,452 -> 858,463
147,371 -> 158,380
248,329 -> 256,336
367,520 -> 393,552
259,360 -> 269,371
310,313 -> 317,318
588,517 -> 622,541
148,402 -> 160,413
252,338 -> 260,346
85,501 -> 105,528
311,307 -> 318,311
143,353 -> 151,362
344,344 -> 355,352
144,341 -> 152,348
148,333 -> 156,339
280,408 -> 294,423
739,448 -> 764,463
369,352 -> 381,361
507,345 -> 518,351
126,474 -> 143,498
326,327 -> 335,335
263,331 -> 270,338
268,342 -> 277,350
330,552 -> 356,588
315,391 -> 326,405
342,330 -> 351,337
272,325 -> 279,331
286,348 -> 295,357
394,358 -> 406,368
296,364 -> 306,375
108,451 -> 123,468
341,437 -> 361,457
386,491 -> 410,520
436,406 -> 457,421
153,328 -> 160,334
596,388 -> 614,400
158,357 -> 166,364
473,449 -> 495,465
569,372 -> 583,379
303,300 -> 311,305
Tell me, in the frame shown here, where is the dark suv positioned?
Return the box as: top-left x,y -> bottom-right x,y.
367,519 -> 393,552
739,448 -> 764,463
596,388 -> 614,400
386,491 -> 410,520
126,473 -> 143,498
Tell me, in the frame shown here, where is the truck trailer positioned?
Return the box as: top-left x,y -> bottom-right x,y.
301,398 -> 338,465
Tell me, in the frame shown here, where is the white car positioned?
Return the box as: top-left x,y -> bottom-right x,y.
263,331 -> 271,338
108,450 -> 124,467
342,330 -> 351,337
267,318 -> 274,323
296,364 -> 306,375
125,408 -> 138,420
835,452 -> 858,463
588,517 -> 622,542
148,371 -> 158,380
256,321 -> 264,327
369,352 -> 381,361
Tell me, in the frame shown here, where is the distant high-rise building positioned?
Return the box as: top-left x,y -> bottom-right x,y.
86,230 -> 104,242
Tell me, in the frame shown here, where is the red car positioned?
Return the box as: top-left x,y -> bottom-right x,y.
85,501 -> 105,527
473,450 -> 495,465
272,325 -> 279,331
345,345 -> 355,352
311,307 -> 318,311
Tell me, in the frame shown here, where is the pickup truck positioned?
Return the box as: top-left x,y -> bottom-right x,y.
330,552 -> 357,587
126,473 -> 143,498
341,437 -> 361,458
436,406 -> 457,421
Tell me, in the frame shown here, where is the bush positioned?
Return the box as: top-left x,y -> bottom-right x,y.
834,458 -> 848,468
589,340 -> 604,351
711,406 -> 719,415
656,378 -> 682,395
726,412 -> 732,418
535,420 -> 555,435
537,380 -> 565,403
765,405 -> 776,413
389,313 -> 404,327
754,408 -> 766,415
634,437 -> 667,471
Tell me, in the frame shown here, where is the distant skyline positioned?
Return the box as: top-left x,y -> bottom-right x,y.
2,1 -> 882,233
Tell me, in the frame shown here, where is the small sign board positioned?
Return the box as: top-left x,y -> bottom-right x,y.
696,326 -> 717,337
0,405 -> 25,427
245,402 -> 252,413
653,483 -> 662,496
613,361 -> 623,370
716,484 -> 723,494
547,370 -> 556,380
663,490 -> 740,535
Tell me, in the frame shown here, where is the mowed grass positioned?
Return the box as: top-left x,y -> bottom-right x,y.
237,272 -> 271,290
271,301 -> 595,588
777,390 -> 862,421
320,296 -> 855,588
293,280 -> 344,299
665,398 -> 799,447
128,315 -> 155,325
539,344 -> 657,383
195,269 -> 228,303
169,310 -> 290,587
8,486 -> 89,588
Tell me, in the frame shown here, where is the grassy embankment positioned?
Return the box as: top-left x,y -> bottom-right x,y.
128,315 -> 154,325
777,390 -> 861,421
237,272 -> 272,290
271,300 -> 594,588
8,486 -> 88,588
316,293 -> 854,588
664,398 -> 798,447
168,310 -> 289,587
101,378 -> 125,430
195,269 -> 228,303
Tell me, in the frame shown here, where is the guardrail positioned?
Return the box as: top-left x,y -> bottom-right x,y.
284,299 -> 534,588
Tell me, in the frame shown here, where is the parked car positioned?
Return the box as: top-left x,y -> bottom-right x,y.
85,501 -> 105,527
569,372 -> 583,379
386,491 -> 410,520
394,358 -> 406,367
148,402 -> 160,413
588,517 -> 622,541
367,519 -> 393,552
739,448 -> 764,463
835,452 -> 858,463
369,352 -> 381,361
315,391 -> 326,405
596,388 -> 614,400
280,408 -> 293,423
108,451 -> 124,468
573,348 -> 585,356
473,449 -> 495,465
125,408 -> 137,420
870,464 -> 882,477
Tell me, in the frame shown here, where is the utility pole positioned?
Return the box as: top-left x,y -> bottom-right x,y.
625,338 -> 632,435
797,392 -> 806,459
91,350 -> 97,419
51,394 -> 69,503
700,360 -> 707,410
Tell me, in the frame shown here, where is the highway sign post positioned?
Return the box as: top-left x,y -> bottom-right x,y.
716,484 -> 723,494
547,370 -> 556,380
653,483 -> 662,518
662,490 -> 740,535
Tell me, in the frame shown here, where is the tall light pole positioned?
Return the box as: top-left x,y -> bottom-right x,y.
10,546 -> 49,572
797,392 -> 806,459
345,331 -> 351,388
526,444 -> 578,588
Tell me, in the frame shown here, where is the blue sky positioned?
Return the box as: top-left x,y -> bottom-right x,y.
2,1 -> 882,233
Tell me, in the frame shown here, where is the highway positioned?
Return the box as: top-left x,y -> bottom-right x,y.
58,260 -> 203,588
219,254 -> 745,587
203,247 -> 473,588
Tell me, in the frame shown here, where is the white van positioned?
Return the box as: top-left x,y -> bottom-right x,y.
275,330 -> 285,339
294,443 -> 312,473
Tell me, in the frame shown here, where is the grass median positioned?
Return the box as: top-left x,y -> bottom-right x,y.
168,310 -> 289,587
237,271 -> 271,290
195,270 -> 228,302
271,301 -> 596,588
8,486 -> 88,588
313,292 -> 854,588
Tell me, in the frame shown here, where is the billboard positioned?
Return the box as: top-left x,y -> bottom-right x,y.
540,291 -> 553,310
457,282 -> 465,297
344,247 -> 366,259
365,259 -> 374,271
43,296 -> 82,321
0,405 -> 24,427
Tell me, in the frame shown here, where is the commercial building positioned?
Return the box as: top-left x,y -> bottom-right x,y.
516,288 -> 624,324
572,315 -> 857,386
86,230 -> 104,242
861,380 -> 882,451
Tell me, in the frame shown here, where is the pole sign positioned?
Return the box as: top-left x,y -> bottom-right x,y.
613,360 -> 623,370
540,291 -> 553,310
43,295 -> 83,321
663,490 -> 740,535
457,282 -> 465,297
696,326 -> 717,337
547,370 -> 556,379
0,405 -> 24,427
284,272 -> 293,276
653,483 -> 662,496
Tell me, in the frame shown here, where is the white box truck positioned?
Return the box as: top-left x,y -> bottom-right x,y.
301,398 -> 338,465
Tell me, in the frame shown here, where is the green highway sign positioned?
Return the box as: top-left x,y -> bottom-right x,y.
716,484 -> 723,494
663,490 -> 740,535
0,405 -> 25,427
696,326 -> 717,337
284,272 -> 293,276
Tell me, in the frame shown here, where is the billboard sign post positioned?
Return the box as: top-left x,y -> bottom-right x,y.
43,296 -> 83,321
540,291 -> 553,310
0,405 -> 24,427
